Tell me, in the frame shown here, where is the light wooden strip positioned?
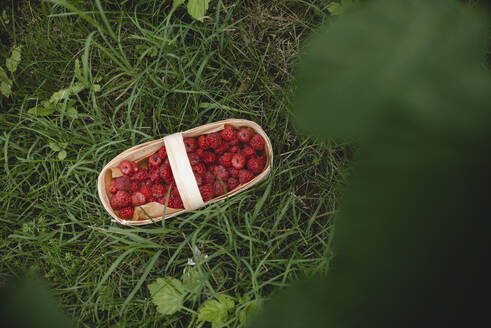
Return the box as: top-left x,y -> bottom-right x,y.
164,133 -> 204,210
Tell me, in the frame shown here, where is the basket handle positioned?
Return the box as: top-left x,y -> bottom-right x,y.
164,133 -> 204,210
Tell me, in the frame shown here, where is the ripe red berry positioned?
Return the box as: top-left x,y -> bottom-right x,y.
202,151 -> 216,165
199,184 -> 215,201
229,145 -> 239,153
257,152 -> 267,163
203,171 -> 215,185
198,135 -> 208,149
172,194 -> 184,209
130,181 -> 140,192
237,128 -> 252,143
228,167 -> 239,178
214,142 -> 229,155
214,180 -> 226,196
132,191 -> 147,206
148,153 -> 162,167
187,152 -> 200,165
110,191 -> 132,209
192,163 -> 206,175
119,206 -> 134,219
159,162 -> 172,180
227,177 -> 239,191
214,165 -> 229,180
184,137 -> 197,152
219,152 -> 233,167
140,185 -> 152,199
231,153 -> 246,169
221,125 -> 237,141
131,168 -> 149,181
130,161 -> 140,174
149,167 -> 161,183
206,132 -> 223,149
119,160 -> 133,176
229,138 -> 239,146
247,157 -> 264,174
238,169 -> 254,184
241,145 -> 255,159
110,176 -> 131,193
157,146 -> 167,159
194,172 -> 203,186
151,184 -> 167,198
250,134 -> 265,151
196,148 -> 204,157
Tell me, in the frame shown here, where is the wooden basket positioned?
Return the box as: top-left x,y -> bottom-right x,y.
97,119 -> 273,226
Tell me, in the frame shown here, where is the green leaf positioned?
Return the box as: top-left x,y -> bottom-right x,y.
92,84 -> 101,92
6,46 -> 21,73
65,106 -> 78,119
198,294 -> 235,325
28,103 -> 56,116
148,277 -> 184,316
57,150 -> 67,160
0,67 -> 9,83
239,298 -> 263,325
1,9 -> 9,24
327,2 -> 344,15
48,142 -> 61,152
187,0 -> 210,21
49,82 -> 86,103
74,59 -> 84,82
0,81 -> 12,97
173,0 -> 185,10
182,267 -> 202,293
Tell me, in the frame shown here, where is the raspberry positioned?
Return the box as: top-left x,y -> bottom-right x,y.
132,191 -> 147,206
203,171 -> 215,185
110,176 -> 131,193
110,191 -> 132,209
187,152 -> 200,165
206,132 -> 223,149
198,135 -> 208,149
192,163 -> 206,175
229,145 -> 239,153
157,146 -> 167,159
231,153 -> 246,169
148,153 -> 162,167
131,168 -> 148,181
149,167 -> 161,183
171,193 -> 184,209
140,185 -> 152,199
257,152 -> 267,163
151,184 -> 167,198
221,125 -> 237,141
164,175 -> 175,185
214,142 -> 229,155
199,184 -> 215,201
227,177 -> 239,191
229,138 -> 239,146
250,134 -> 265,151
241,145 -> 255,159
202,151 -> 216,165
196,149 -> 204,157
119,206 -> 134,219
218,152 -> 233,167
159,162 -> 172,180
247,157 -> 264,174
119,160 -> 133,176
130,161 -> 140,174
239,169 -> 254,184
130,181 -> 140,192
214,165 -> 229,180
228,167 -> 239,177
194,172 -> 203,186
157,196 -> 169,206
184,137 -> 197,152
214,180 -> 226,196
237,128 -> 252,143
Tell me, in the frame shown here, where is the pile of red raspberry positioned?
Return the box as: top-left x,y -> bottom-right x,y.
109,125 -> 267,219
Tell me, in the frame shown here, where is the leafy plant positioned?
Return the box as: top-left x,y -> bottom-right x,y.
27,59 -> 100,117
148,277 -> 185,315
198,294 -> 235,327
0,46 -> 21,98
47,142 -> 68,160
173,0 -> 211,21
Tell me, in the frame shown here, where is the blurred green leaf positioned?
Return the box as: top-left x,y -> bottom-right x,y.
49,82 -> 85,103
148,277 -> 184,316
173,0 -> 185,10
28,105 -> 55,116
0,81 -> 12,97
1,9 -> 9,24
6,46 -> 21,73
48,142 -> 61,152
74,59 -> 83,82
182,267 -> 202,293
198,294 -> 235,327
326,2 -> 344,15
57,150 -> 67,160
239,297 -> 263,325
187,0 -> 210,21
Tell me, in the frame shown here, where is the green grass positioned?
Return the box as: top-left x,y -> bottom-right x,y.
0,1 -> 352,326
